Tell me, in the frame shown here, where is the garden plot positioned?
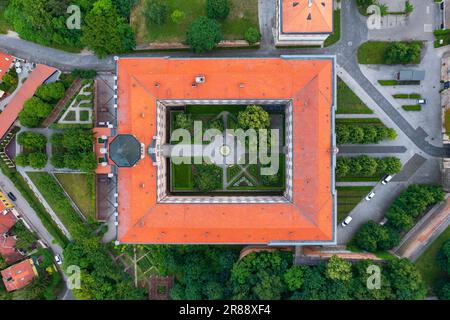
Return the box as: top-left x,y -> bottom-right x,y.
58,81 -> 94,125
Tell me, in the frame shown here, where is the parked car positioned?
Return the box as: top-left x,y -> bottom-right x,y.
416,99 -> 427,105
381,174 -> 393,185
7,192 -> 17,201
365,192 -> 375,201
54,254 -> 63,265
341,216 -> 353,227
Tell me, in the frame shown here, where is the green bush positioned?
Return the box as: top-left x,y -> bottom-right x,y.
186,17 -> 222,53
193,164 -> 222,191
206,0 -> 230,20
35,82 -> 65,103
244,27 -> 261,45
15,154 -> 29,167
72,69 -> 97,79
237,105 -> 270,130
336,156 -> 402,178
336,124 -> 396,144
145,0 -> 168,25
19,97 -> 53,128
27,152 -> 48,169
384,42 -> 422,64
17,132 -> 47,149
171,9 -> 185,24
0,68 -> 18,93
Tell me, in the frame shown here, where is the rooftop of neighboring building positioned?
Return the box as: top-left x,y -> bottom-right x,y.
280,0 -> 333,34
1,259 -> 38,292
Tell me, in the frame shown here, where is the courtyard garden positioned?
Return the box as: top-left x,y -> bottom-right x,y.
15,131 -> 48,169
170,104 -> 286,193
131,0 -> 259,46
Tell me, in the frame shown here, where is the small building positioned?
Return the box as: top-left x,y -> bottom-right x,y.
0,210 -> 16,234
0,51 -> 13,81
276,0 -> 333,47
1,259 -> 38,292
397,69 -> 426,82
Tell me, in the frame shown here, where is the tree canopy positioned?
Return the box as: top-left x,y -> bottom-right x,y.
19,97 -> 53,128
237,105 -> 270,130
206,0 -> 230,20
35,82 -> 66,103
186,17 -> 222,53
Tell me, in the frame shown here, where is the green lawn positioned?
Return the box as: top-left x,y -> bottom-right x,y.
54,173 -> 96,221
415,226 -> 450,291
324,10 -> 341,47
336,186 -> 373,223
132,0 -> 258,44
337,77 -> 373,114
358,41 -> 423,65
445,109 -> 450,134
172,163 -> 194,190
402,104 -> 422,111
0,0 -> 10,34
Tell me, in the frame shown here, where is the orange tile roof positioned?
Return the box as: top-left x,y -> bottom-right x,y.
0,52 -> 13,80
0,211 -> 16,234
0,64 -> 57,139
116,57 -> 335,244
1,259 -> 37,292
281,0 -> 333,34
0,235 -> 22,264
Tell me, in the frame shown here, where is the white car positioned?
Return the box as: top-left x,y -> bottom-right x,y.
54,254 -> 63,265
381,174 -> 393,185
365,192 -> 375,201
416,99 -> 427,105
341,216 -> 353,227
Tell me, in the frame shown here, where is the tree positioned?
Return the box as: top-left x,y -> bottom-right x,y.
384,42 -> 422,64
145,0 -> 168,25
186,17 -> 222,53
12,221 -> 36,249
385,206 -> 414,231
19,97 -> 53,128
352,220 -> 388,252
284,266 -> 306,291
193,164 -> 222,191
437,239 -> 450,274
17,132 -> 47,149
35,82 -> 65,103
245,27 -> 261,45
325,255 -> 352,282
15,154 -> 29,167
336,158 -> 350,177
174,113 -> 193,131
436,281 -> 450,300
206,0 -> 230,20
79,152 -> 97,172
385,258 -> 426,300
72,69 -> 97,79
351,260 -> 393,300
28,152 -> 48,169
237,105 -> 270,130
207,119 -> 224,132
171,9 -> 185,24
81,0 -> 135,58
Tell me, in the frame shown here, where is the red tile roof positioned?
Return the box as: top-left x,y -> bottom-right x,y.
0,52 -> 13,81
116,57 -> 335,244
0,235 -> 22,264
0,211 -> 16,234
1,259 -> 37,292
281,0 -> 333,34
0,64 -> 57,139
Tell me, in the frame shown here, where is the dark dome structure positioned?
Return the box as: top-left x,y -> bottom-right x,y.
109,134 -> 141,167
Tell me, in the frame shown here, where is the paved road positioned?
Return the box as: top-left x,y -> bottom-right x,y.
338,145 -> 408,154
0,171 -> 74,300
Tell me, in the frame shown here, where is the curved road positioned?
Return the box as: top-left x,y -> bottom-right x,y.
0,1 -> 449,157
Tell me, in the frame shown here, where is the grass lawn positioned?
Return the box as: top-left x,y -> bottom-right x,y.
415,226 -> 450,290
445,109 -> 450,134
172,163 -> 194,190
336,186 -> 373,223
358,41 -> 423,65
0,0 -> 10,34
132,0 -> 258,44
337,77 -> 373,114
324,10 -> 341,47
54,173 -> 96,221
79,110 -> 90,121
402,104 -> 422,111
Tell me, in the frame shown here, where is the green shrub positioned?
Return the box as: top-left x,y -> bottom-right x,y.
186,17 -> 222,53
17,132 -> 47,149
35,82 -> 65,103
206,0 -> 230,20
145,0 -> 168,25
193,164 -> 222,191
171,9 -> 185,24
244,27 -> 261,45
19,97 -> 53,128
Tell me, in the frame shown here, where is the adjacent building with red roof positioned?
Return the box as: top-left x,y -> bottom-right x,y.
102,56 -> 336,245
1,259 -> 38,292
0,51 -> 13,81
276,0 -> 334,47
0,64 -> 57,139
0,210 -> 16,235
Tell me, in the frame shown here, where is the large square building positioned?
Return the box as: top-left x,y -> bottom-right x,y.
104,56 -> 336,245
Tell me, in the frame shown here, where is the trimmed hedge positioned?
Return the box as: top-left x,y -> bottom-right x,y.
336,156 -> 402,179
336,124 -> 397,144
